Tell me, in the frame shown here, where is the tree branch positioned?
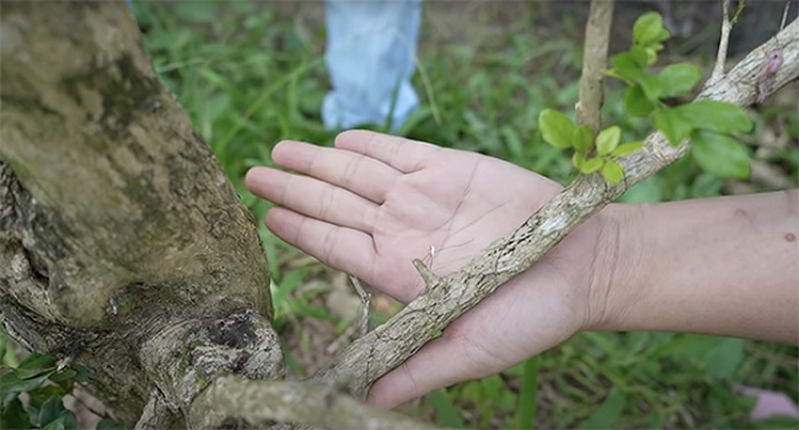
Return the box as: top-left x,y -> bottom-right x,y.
711,0 -> 737,82
189,376 -> 438,430
577,0 -> 614,132
311,17 -> 799,394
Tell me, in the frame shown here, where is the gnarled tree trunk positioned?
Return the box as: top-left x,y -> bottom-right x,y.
0,2 -> 282,425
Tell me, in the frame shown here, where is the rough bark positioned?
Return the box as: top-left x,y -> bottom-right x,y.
189,376 -> 436,430
0,2 -> 281,425
577,0 -> 614,132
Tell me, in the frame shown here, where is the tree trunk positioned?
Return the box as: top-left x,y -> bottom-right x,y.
0,2 -> 282,425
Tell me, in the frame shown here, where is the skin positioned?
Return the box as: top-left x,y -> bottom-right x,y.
245,130 -> 799,409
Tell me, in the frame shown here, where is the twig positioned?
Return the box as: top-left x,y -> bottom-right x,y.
310,17 -> 799,395
189,376 -> 438,430
711,0 -> 736,82
711,0 -> 746,81
349,275 -> 372,337
326,323 -> 358,355
781,0 -> 791,31
577,0 -> 614,132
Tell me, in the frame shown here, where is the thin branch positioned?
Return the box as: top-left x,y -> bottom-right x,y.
711,0 -> 738,82
781,0 -> 791,31
349,275 -> 372,337
577,0 -> 614,132
189,376 -> 438,430
310,17 -> 799,394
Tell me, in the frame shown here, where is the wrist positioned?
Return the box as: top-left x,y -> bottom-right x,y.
584,202 -> 646,332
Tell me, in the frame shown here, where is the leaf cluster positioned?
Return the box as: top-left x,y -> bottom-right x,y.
609,12 -> 753,179
539,110 -> 642,184
540,12 -> 754,182
0,351 -> 116,430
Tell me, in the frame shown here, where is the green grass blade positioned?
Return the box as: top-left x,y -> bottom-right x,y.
516,356 -> 539,429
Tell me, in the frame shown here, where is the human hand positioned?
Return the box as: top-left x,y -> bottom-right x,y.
245,130 -> 615,407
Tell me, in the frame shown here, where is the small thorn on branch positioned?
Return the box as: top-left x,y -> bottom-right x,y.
349,275 -> 372,337
412,258 -> 440,287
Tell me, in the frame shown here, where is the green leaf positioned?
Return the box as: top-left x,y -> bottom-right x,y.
679,101 -> 753,134
572,125 -> 594,154
601,160 -> 625,185
579,388 -> 626,429
654,107 -> 693,146
72,365 -> 93,382
428,389 -> 465,428
96,419 -> 120,430
611,142 -> 644,157
628,45 -> 654,67
572,152 -> 586,170
608,52 -> 646,82
38,396 -> 65,429
656,63 -> 702,97
0,369 -> 55,398
27,385 -> 69,407
623,86 -> 656,117
0,397 -> 29,430
633,12 -> 669,47
620,175 -> 662,203
638,74 -> 666,101
580,157 -> 604,174
538,109 -> 575,148
48,369 -> 77,385
656,29 -> 670,44
705,338 -> 745,380
596,126 -> 621,156
691,131 -> 751,179
14,353 -> 56,379
42,412 -> 77,430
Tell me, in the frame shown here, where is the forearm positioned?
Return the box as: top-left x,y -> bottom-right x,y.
593,190 -> 799,344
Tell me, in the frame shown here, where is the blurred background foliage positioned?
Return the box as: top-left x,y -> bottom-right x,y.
2,1 -> 797,429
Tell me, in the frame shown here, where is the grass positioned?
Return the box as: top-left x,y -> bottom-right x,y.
131,2 -> 799,429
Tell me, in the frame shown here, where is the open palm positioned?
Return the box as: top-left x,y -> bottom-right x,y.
246,130 -> 607,407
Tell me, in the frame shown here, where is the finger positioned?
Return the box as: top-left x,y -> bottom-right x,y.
271,140 -> 402,204
265,207 -> 377,280
334,130 -> 441,174
366,332 -> 497,408
246,167 -> 378,234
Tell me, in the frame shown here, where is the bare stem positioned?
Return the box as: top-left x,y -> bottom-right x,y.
711,0 -> 736,82
577,0 -> 615,132
781,0 -> 791,31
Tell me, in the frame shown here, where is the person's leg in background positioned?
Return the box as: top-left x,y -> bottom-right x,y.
322,0 -> 423,132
